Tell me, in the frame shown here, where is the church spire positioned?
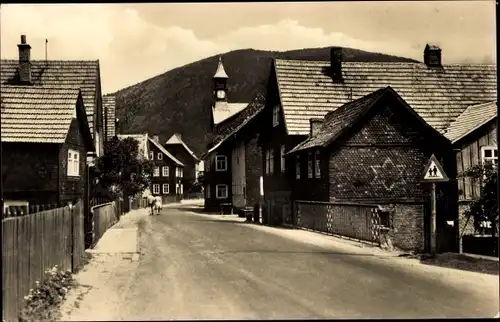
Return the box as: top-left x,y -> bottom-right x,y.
213,56 -> 228,79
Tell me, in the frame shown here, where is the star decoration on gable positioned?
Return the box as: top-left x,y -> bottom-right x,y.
370,157 -> 407,191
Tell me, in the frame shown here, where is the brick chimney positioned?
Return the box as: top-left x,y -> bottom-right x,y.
309,118 -> 323,137
153,135 -> 159,143
424,44 -> 442,67
18,35 -> 32,84
330,47 -> 343,82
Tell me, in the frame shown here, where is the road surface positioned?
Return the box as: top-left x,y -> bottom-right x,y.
60,204 -> 499,320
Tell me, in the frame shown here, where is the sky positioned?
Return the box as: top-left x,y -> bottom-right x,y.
0,1 -> 496,94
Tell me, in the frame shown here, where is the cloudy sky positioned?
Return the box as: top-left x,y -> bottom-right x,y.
1,1 -> 496,94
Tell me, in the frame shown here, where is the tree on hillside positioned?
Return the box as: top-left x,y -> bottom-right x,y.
460,162 -> 498,249
94,137 -> 154,199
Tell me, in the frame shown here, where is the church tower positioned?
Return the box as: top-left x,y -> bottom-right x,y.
213,56 -> 228,104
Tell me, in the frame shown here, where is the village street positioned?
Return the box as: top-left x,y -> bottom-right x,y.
59,202 -> 499,320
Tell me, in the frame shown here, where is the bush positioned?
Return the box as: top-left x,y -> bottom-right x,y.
19,265 -> 76,322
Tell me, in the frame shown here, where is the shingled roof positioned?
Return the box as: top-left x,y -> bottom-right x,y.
165,133 -> 199,161
148,137 -> 184,166
444,101 -> 497,144
103,95 -> 116,140
274,59 -> 497,136
289,86 -> 446,154
204,92 -> 266,158
0,86 -> 88,144
1,59 -> 101,136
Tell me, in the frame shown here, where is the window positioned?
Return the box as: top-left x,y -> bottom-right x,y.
162,184 -> 169,194
314,151 -> 321,178
272,106 -> 280,127
162,166 -> 169,177
180,184 -> 183,195
269,149 -> 274,174
307,152 -> 313,178
149,152 -> 154,160
157,153 -> 163,160
481,146 -> 498,166
265,150 -> 270,175
153,184 -> 160,194
280,145 -> 286,173
215,155 -> 227,171
153,166 -> 160,177
216,184 -> 228,199
67,149 -> 80,176
176,167 -> 183,178
206,184 -> 211,199
296,156 -> 301,179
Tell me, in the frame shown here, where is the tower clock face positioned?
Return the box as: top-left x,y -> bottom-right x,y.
217,90 -> 226,99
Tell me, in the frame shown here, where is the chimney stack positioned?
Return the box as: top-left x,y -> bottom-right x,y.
153,135 -> 159,143
18,35 -> 32,84
424,44 -> 442,68
330,47 -> 343,82
309,118 -> 323,137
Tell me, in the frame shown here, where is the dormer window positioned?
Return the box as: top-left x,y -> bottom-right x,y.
149,152 -> 154,160
272,106 -> 280,127
157,153 -> 163,160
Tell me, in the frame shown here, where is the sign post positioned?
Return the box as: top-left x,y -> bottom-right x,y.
421,154 -> 449,256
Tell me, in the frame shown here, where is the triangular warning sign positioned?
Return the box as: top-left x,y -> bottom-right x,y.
422,154 -> 449,183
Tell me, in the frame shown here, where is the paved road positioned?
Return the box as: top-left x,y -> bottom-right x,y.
61,205 -> 499,320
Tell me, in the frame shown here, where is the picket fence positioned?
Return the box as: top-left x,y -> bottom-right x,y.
2,201 -> 86,322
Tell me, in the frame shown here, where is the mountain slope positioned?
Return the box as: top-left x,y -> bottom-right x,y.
112,47 -> 419,157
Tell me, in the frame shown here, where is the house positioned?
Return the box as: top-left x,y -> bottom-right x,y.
1,35 -> 106,159
116,133 -> 149,160
258,44 -> 497,227
202,57 -> 266,213
287,86 -> 456,252
164,133 -> 202,198
1,86 -> 94,207
444,101 -> 498,239
148,136 -> 184,203
103,94 -> 117,142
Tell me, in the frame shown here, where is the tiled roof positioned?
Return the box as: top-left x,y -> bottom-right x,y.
212,101 -> 248,125
117,133 -> 149,160
165,133 -> 199,161
444,101 -> 497,144
103,95 -> 116,140
289,87 -> 388,153
1,86 -> 81,143
206,92 -> 266,157
1,59 -> 100,136
147,137 -> 184,166
274,59 -> 497,135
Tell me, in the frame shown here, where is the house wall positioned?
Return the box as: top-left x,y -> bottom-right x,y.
326,102 -> 456,252
59,118 -> 88,204
231,140 -> 246,208
455,120 -> 497,237
291,148 -> 330,202
245,134 -> 263,208
204,144 -> 232,212
164,144 -> 197,195
149,142 -> 182,203
2,143 -> 59,205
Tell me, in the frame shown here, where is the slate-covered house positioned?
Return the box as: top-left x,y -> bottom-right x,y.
148,136 -> 184,203
287,87 -> 456,252
1,86 -> 94,207
1,35 -> 106,159
103,94 -> 117,142
164,133 -> 202,198
444,101 -> 498,241
202,57 -> 266,213
259,44 -> 497,229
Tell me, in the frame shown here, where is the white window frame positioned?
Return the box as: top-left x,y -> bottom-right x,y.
162,184 -> 169,194
280,145 -> 286,173
296,155 -> 301,179
216,184 -> 228,199
206,184 -> 211,199
269,149 -> 275,174
178,168 -> 184,178
272,106 -> 280,127
307,152 -> 313,178
152,184 -> 160,194
180,184 -> 183,195
149,152 -> 154,160
314,151 -> 321,178
265,150 -> 270,175
162,166 -> 169,177
67,149 -> 80,177
153,166 -> 160,177
481,146 -> 498,166
215,155 -> 227,172
157,153 -> 163,160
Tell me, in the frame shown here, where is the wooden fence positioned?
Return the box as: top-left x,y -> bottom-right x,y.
2,201 -> 85,322
91,200 -> 123,248
295,200 -> 380,244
